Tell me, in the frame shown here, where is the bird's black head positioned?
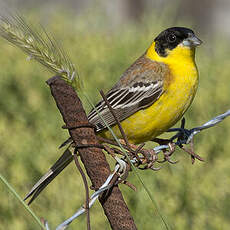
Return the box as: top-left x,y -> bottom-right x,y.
154,27 -> 202,57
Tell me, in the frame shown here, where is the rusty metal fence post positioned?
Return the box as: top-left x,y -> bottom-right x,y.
46,76 -> 137,230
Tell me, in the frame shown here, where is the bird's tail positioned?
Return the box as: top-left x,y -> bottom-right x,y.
0,13 -> 81,91
24,148 -> 73,205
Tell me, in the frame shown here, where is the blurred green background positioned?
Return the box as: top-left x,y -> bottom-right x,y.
0,1 -> 230,229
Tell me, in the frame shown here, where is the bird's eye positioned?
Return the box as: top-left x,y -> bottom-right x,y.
167,33 -> 177,43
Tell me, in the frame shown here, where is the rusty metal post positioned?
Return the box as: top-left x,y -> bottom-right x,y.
46,76 -> 137,230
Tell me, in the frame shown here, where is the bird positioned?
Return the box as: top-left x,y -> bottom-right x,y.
24,27 -> 202,204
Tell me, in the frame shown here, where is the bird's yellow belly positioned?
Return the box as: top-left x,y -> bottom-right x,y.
99,63 -> 199,144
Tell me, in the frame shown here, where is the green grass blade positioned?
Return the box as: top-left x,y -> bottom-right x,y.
0,173 -> 45,230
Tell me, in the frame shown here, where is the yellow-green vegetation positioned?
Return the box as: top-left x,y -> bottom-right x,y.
0,9 -> 230,230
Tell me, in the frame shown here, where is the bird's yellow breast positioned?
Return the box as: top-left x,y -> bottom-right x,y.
100,42 -> 199,144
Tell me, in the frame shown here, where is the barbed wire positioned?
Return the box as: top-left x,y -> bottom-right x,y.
41,109 -> 230,230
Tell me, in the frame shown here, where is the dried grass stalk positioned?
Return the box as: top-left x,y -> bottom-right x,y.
0,14 -> 80,90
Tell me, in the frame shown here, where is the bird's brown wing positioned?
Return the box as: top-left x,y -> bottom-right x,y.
88,55 -> 169,131
24,56 -> 170,204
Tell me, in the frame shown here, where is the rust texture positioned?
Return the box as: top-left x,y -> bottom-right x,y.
46,76 -> 137,230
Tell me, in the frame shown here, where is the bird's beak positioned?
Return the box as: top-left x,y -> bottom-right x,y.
182,34 -> 202,47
